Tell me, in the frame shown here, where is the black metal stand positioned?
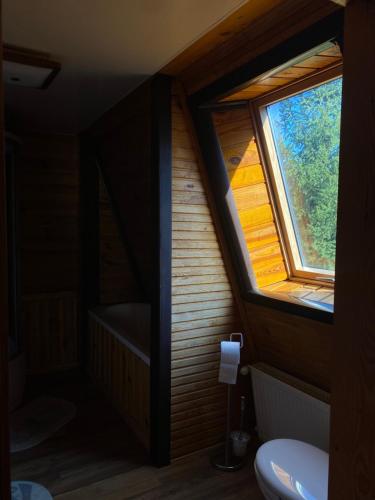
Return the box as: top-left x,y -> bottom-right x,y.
211,334 -> 247,471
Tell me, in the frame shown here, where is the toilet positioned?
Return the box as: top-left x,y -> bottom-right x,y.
254,439 -> 329,500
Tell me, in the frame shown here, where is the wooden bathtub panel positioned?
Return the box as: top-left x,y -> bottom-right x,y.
88,318 -> 150,450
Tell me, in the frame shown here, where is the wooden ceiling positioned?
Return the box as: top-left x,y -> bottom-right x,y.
221,43 -> 342,102
162,0 -> 341,95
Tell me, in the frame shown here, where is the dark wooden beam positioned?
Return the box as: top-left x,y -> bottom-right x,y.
150,74 -> 172,467
79,135 -> 100,369
0,1 -> 11,494
329,1 -> 375,498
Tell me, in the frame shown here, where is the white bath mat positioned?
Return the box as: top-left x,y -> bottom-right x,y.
11,397 -> 76,453
11,481 -> 53,500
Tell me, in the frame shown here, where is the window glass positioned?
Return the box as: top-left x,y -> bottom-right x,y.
267,77 -> 342,272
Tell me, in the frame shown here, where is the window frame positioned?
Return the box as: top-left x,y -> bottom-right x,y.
251,63 -> 342,285
188,11 -> 343,323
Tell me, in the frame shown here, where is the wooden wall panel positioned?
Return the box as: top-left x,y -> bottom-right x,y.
88,317 -> 150,449
99,176 -> 141,305
89,81 -> 152,301
171,91 -> 242,459
213,106 -> 288,288
16,133 -> 80,372
246,302 -> 332,390
22,292 -> 79,373
177,96 -> 333,394
17,134 -> 80,294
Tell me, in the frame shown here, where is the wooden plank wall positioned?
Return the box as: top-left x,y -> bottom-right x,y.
88,317 -> 150,449
99,176 -> 141,305
177,98 -> 333,392
17,133 -> 80,372
89,81 -> 153,301
210,109 -> 332,391
213,106 -> 288,288
171,90 -> 243,459
22,292 -> 78,373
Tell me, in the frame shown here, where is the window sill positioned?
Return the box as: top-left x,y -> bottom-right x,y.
244,279 -> 334,323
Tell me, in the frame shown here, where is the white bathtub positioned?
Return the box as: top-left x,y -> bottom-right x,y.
89,302 -> 150,365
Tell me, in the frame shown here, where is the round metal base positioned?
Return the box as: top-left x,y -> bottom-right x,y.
210,449 -> 247,471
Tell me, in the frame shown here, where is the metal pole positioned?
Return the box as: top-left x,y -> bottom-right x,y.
225,384 -> 231,466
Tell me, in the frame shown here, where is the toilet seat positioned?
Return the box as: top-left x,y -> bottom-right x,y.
254,439 -> 328,500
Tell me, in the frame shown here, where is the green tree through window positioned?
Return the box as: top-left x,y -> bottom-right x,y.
267,77 -> 342,271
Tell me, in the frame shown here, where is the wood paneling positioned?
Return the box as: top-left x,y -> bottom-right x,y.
329,1 -> 375,498
210,104 -> 332,391
17,134 -> 80,294
245,302 -> 332,390
22,292 -> 79,373
171,91 -> 241,459
0,6 -> 11,496
169,0 -> 339,94
89,81 -> 152,300
99,176 -> 141,304
88,318 -> 150,449
213,106 -> 288,288
222,44 -> 342,102
15,133 -> 80,373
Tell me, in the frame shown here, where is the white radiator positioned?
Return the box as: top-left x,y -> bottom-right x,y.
251,363 -> 330,451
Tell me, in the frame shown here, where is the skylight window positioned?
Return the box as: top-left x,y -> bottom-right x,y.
255,68 -> 342,281
206,46 -> 342,316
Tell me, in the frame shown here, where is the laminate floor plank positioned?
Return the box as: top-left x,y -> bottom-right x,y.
55,447 -> 263,499
11,373 -> 149,496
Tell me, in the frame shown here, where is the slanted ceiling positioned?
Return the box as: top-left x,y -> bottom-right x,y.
3,0 -> 249,133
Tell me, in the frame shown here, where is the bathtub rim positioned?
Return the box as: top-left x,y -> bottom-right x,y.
88,309 -> 150,367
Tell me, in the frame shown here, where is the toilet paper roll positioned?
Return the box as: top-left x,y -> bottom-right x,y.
218,341 -> 240,385
220,341 -> 240,365
219,363 -> 239,385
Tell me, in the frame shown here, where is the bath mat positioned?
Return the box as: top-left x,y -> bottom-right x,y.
11,396 -> 76,453
11,481 -> 53,500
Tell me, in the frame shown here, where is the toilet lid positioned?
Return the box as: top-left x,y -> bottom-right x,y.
255,439 -> 328,500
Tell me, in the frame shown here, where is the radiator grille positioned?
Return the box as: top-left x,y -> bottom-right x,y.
251,363 -> 330,451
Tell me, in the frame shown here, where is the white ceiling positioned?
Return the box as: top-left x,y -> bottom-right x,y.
3,0 -> 247,134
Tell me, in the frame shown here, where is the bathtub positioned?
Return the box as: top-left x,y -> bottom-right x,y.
89,303 -> 150,365
88,303 -> 150,449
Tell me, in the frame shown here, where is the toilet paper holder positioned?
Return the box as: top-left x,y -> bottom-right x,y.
211,332 -> 246,472
230,332 -> 243,348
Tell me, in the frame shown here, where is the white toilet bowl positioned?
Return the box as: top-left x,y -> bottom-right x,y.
254,439 -> 329,500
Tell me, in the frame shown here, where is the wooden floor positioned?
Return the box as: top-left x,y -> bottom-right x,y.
11,372 -> 263,499
11,373 -> 149,497
54,448 -> 263,500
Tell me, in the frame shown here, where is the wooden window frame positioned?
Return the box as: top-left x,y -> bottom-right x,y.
251,63 -> 342,285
